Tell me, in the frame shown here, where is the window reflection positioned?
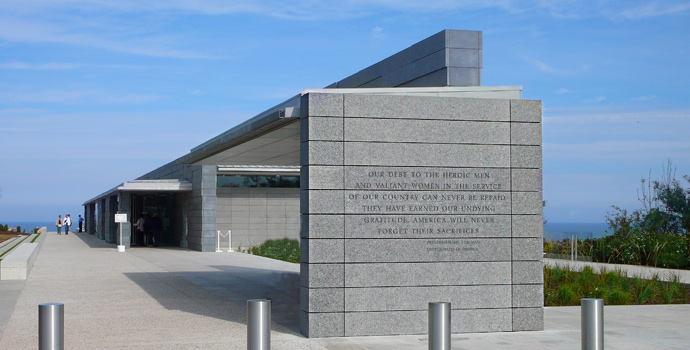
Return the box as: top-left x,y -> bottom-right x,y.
217,175 -> 300,188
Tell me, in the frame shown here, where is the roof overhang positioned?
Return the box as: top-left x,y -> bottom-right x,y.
117,180 -> 192,192
83,180 -> 192,205
182,86 -> 522,167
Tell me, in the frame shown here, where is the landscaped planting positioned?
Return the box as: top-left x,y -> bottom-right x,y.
248,238 -> 300,263
544,265 -> 689,306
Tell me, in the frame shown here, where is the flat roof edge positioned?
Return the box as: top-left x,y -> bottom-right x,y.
82,184 -> 123,206
301,86 -> 523,95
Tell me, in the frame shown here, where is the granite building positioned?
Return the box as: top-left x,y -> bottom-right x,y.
83,29 -> 543,337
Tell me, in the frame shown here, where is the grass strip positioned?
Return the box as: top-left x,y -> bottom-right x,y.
0,235 -> 30,260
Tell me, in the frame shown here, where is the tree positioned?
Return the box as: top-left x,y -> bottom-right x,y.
608,160 -> 689,236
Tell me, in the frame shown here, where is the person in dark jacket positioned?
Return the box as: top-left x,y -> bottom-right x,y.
150,213 -> 163,247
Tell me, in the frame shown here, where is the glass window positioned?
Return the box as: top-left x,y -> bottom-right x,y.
217,174 -> 300,188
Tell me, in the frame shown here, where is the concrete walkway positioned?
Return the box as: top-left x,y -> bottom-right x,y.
0,232 -> 688,349
545,258 -> 690,284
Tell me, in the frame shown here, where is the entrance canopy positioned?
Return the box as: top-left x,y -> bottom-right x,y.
83,179 -> 192,205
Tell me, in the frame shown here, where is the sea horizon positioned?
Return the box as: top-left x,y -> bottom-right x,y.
543,222 -> 609,240
3,220 -> 611,239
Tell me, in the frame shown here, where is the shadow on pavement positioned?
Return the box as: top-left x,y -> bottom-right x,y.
123,266 -> 301,335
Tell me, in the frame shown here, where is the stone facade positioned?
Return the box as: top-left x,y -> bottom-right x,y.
216,187 -> 300,249
300,92 -> 543,337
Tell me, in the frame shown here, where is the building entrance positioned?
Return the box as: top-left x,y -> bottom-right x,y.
130,193 -> 177,247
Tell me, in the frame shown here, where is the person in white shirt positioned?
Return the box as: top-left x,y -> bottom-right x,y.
64,214 -> 72,235
133,215 -> 146,245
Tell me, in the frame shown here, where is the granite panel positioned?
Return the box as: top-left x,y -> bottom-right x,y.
301,215 -> 344,239
345,143 -> 509,167
301,141 -> 343,166
344,238 -> 511,263
512,284 -> 544,308
344,308 -> 511,336
511,100 -> 542,123
513,238 -> 543,261
344,214 -> 511,239
511,169 -> 542,192
301,190 -> 344,214
448,48 -> 481,67
398,68 -> 449,88
344,167 -> 510,192
512,308 -> 544,331
343,94 -> 509,121
511,122 -> 542,146
302,166 -> 343,190
377,49 -> 447,87
512,192 -> 543,215
345,262 -> 511,287
301,117 -> 344,142
512,261 -> 543,284
300,311 -> 345,337
301,263 -> 344,288
301,239 -> 345,263
448,67 -> 481,86
510,146 -> 542,169
300,287 -> 344,312
334,31 -> 446,88
345,310 -> 424,336
300,93 -> 344,118
344,118 -> 508,144
451,308 -> 514,333
511,215 -> 543,238
345,285 -> 511,311
447,30 -> 481,49
344,190 -> 511,215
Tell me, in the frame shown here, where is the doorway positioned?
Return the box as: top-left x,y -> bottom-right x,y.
130,193 -> 177,247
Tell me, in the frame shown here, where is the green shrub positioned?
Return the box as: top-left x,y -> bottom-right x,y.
544,265 -> 688,306
636,285 -> 655,304
607,288 -> 631,305
557,285 -> 577,305
248,238 -> 300,263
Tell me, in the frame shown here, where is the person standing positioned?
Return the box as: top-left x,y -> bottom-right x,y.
133,215 -> 146,246
150,213 -> 162,247
78,215 -> 84,233
56,215 -> 63,235
64,214 -> 72,235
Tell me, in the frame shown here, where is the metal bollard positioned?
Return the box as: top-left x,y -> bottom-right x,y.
428,302 -> 451,350
247,299 -> 270,350
39,303 -> 64,350
581,298 -> 604,350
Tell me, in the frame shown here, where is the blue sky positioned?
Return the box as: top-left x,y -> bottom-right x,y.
1,0 -> 689,223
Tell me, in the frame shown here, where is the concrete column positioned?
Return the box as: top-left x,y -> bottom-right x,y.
199,165 -> 217,251
188,165 -> 217,251
88,203 -> 96,234
118,193 -> 131,248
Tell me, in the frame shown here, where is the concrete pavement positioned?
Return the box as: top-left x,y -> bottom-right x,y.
0,231 -> 689,349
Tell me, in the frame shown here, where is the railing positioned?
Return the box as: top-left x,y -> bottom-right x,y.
216,230 -> 233,252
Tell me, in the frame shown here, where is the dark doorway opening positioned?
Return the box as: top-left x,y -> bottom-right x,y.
130,193 -> 177,247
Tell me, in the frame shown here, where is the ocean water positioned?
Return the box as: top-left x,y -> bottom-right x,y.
3,220 -> 611,239
543,222 -> 610,241
1,221 -> 55,232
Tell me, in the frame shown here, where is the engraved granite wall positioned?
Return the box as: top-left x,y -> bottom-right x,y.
300,92 -> 543,337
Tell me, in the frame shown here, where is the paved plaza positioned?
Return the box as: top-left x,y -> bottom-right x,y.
0,232 -> 689,349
